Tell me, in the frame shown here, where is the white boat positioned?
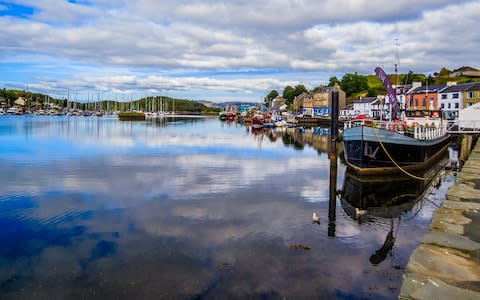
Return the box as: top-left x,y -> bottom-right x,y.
274,119 -> 288,127
6,106 -> 22,115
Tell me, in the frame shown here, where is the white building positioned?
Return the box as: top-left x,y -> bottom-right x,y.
438,82 -> 473,119
350,96 -> 390,119
396,82 -> 422,110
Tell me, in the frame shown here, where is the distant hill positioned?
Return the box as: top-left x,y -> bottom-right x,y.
197,101 -> 258,109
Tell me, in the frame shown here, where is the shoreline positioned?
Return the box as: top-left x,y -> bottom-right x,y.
399,139 -> 480,299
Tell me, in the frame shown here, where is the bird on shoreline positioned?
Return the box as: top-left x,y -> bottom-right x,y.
312,212 -> 320,224
355,208 -> 367,216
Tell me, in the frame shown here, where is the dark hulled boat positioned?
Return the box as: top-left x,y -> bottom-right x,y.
342,66 -> 450,175
342,120 -> 450,175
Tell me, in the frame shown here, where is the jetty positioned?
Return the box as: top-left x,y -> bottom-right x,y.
399,139 -> 480,299
296,116 -> 345,127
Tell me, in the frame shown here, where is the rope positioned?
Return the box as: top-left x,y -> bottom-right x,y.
372,126 -> 431,181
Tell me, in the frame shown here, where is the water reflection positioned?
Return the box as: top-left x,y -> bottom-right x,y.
248,127 -> 334,153
0,116 -> 457,299
338,155 -> 449,266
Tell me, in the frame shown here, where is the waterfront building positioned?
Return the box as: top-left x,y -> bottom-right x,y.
463,82 -> 480,108
339,104 -> 354,118
405,84 -> 446,110
271,96 -> 286,110
438,82 -> 475,119
293,92 -> 310,112
349,96 -> 389,119
294,85 -> 346,116
396,82 -> 422,110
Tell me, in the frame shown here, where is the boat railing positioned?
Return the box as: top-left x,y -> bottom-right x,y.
344,119 -> 446,140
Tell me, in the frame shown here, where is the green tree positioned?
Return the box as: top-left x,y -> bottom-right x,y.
283,85 -> 295,105
294,84 -> 308,95
438,67 -> 451,77
340,73 -> 369,97
426,74 -> 435,86
328,76 -> 341,87
264,89 -> 279,107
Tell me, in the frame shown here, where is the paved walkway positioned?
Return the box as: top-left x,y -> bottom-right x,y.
400,141 -> 480,300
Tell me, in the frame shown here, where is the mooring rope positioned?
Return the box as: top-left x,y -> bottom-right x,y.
372,126 -> 431,181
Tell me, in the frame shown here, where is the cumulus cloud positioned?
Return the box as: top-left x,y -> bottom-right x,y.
0,0 -> 479,100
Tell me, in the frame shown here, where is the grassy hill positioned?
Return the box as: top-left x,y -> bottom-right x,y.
0,89 -> 220,114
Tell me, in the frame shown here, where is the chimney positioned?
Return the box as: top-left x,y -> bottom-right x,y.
412,81 -> 422,88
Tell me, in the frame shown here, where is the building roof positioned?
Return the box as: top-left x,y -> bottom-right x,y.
440,83 -> 477,93
408,84 -> 447,94
341,104 -> 354,110
452,66 -> 479,73
465,82 -> 480,91
353,97 -> 378,104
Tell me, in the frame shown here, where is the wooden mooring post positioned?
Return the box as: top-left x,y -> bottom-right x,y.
460,134 -> 473,163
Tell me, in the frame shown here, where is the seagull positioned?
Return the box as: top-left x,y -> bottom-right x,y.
312,212 -> 320,224
355,208 -> 367,216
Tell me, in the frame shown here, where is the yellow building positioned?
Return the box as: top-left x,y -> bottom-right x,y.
463,83 -> 480,108
293,85 -> 346,115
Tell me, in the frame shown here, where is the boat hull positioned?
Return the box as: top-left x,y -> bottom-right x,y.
342,126 -> 450,175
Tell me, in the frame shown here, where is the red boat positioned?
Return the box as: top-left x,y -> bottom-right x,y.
227,112 -> 236,121
251,114 -> 264,129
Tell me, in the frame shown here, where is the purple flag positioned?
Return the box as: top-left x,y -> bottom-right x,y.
375,67 -> 399,120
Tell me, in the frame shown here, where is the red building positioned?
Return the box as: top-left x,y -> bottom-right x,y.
405,84 -> 447,110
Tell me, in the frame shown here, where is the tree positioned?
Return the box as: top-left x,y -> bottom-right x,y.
438,67 -> 451,77
264,89 -> 279,107
294,84 -> 308,95
282,85 -> 309,106
426,74 -> 435,85
328,76 -> 341,87
340,73 -> 369,97
282,85 -> 295,105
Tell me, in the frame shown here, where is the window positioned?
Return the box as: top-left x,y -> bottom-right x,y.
441,103 -> 445,109
455,103 -> 459,109
415,100 -> 419,107
441,94 -> 447,99
448,103 -> 451,109
409,99 -> 413,107
453,93 -> 459,99
467,91 -> 474,99
422,99 -> 426,107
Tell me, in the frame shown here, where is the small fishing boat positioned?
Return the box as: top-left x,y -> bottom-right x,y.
227,112 -> 236,121
219,111 -> 227,121
251,113 -> 264,129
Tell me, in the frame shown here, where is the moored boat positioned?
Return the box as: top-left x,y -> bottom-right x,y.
219,111 -> 227,121
226,112 -> 235,121
342,67 -> 450,175
342,119 -> 450,175
118,111 -> 145,121
251,113 -> 264,129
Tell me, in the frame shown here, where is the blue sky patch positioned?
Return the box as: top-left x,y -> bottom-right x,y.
0,1 -> 35,18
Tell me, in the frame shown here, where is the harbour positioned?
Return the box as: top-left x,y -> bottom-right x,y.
0,115 -> 463,299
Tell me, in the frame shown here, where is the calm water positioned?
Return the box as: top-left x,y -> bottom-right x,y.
0,116 -> 455,299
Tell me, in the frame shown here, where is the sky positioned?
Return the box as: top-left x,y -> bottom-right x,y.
0,0 -> 479,102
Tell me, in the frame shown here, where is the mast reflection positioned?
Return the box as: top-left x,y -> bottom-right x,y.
328,140 -> 338,237
339,155 -> 448,265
